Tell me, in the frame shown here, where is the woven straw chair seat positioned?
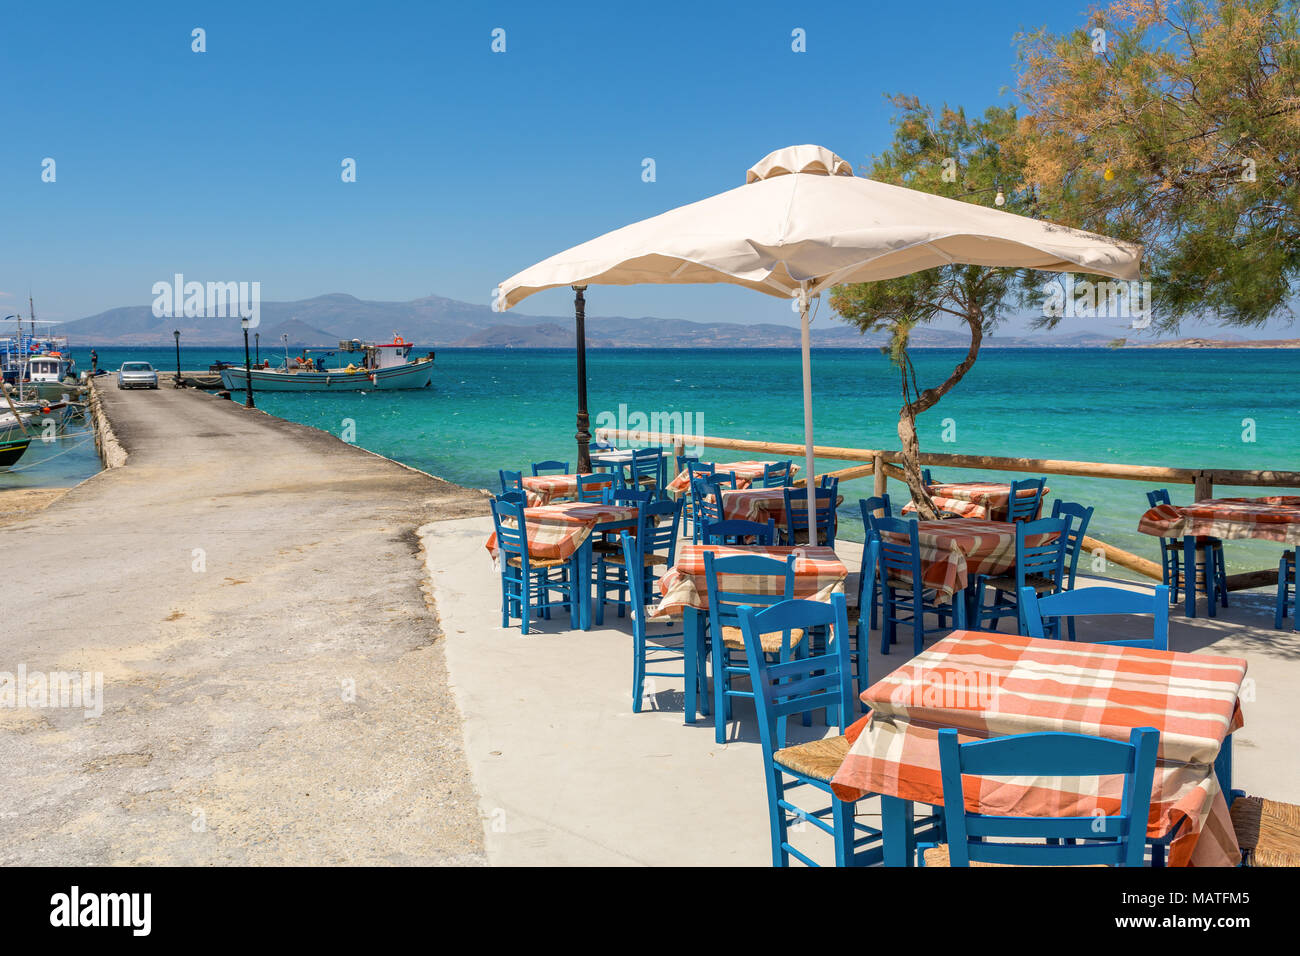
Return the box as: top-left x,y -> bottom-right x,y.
920,844 -> 1105,867
602,551 -> 669,567
984,573 -> 1058,594
772,734 -> 850,782
720,626 -> 805,653
506,554 -> 569,570
1230,795 -> 1300,867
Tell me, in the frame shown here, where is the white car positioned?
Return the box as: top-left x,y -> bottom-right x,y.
116,362 -> 158,389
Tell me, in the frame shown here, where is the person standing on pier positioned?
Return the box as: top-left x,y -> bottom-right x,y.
90,349 -> 98,373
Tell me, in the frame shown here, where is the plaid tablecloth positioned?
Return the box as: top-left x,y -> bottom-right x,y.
650,543 -> 846,618
485,502 -> 639,561
830,631 -> 1248,867
664,460 -> 799,497
879,519 -> 1055,601
1139,496 -> 1300,545
902,481 -> 1050,520
519,473 -> 613,507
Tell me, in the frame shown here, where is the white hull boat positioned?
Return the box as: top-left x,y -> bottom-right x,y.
219,336 -> 434,392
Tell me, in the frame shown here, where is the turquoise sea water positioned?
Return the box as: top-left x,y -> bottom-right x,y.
43,345 -> 1300,577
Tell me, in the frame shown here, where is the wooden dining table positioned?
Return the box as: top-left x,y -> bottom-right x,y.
830,630 -> 1248,867
518,472 -> 613,507
902,481 -> 1049,521
485,501 -> 639,630
663,460 -> 799,497
1139,495 -> 1300,618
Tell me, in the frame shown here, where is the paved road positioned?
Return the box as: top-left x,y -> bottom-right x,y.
0,385 -> 490,864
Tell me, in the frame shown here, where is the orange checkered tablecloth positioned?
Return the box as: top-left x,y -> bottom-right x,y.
664,460 -> 799,497
1139,496 -> 1300,545
902,481 -> 1049,520
830,631 -> 1248,868
650,543 -> 846,618
878,519 -> 1056,601
518,473 -> 613,507
485,502 -> 639,561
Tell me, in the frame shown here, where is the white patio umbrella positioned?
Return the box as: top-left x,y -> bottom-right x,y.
497,144 -> 1142,523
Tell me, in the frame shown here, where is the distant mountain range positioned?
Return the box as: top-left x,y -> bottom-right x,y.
54,291 -> 1194,349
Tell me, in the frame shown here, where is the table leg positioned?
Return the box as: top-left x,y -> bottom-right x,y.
1183,536 -> 1197,619
1215,732 -> 1234,798
683,607 -> 702,725
578,542 -> 592,631
882,795 -> 916,867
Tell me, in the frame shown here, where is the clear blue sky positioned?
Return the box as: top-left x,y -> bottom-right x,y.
1,0 -> 1282,337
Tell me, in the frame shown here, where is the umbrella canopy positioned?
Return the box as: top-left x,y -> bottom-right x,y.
497,145 -> 1142,523
498,144 -> 1141,309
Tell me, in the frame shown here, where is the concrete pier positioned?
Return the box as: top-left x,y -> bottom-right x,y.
0,384 -> 490,864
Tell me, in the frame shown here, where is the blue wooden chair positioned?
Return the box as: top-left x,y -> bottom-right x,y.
1007,477 -> 1047,522
760,460 -> 794,488
596,498 -> 682,625
972,516 -> 1068,635
1021,585 -> 1171,650
620,447 -> 664,495
618,529 -> 697,714
818,474 -> 839,497
849,537 -> 879,708
875,516 -> 966,655
1147,488 -> 1228,612
575,472 -> 608,503
703,551 -> 799,745
736,594 -> 890,867
688,464 -> 729,542
856,495 -> 892,634
1275,550 -> 1296,631
700,518 -> 778,545
921,725 -> 1160,866
691,475 -> 733,543
531,460 -> 569,476
921,468 -> 934,486
499,469 -> 523,495
1051,500 -> 1095,641
490,495 -> 576,634
782,486 -> 836,546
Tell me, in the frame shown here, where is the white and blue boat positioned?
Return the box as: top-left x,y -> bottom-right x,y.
219,335 -> 434,392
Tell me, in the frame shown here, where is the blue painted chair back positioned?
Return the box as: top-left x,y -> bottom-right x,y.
531,460 -> 569,476
938,725 -> 1159,866
856,535 -> 880,628
818,474 -> 839,497
691,476 -> 728,529
761,460 -> 794,488
1051,500 -> 1094,588
1008,477 -> 1047,522
921,468 -> 934,486
639,498 -> 682,562
490,495 -> 529,564
605,488 -> 652,507
874,516 -> 923,593
499,469 -> 523,494
701,518 -> 777,546
737,595 -> 854,749
1147,488 -> 1172,508
703,552 -> 796,635
782,486 -> 836,545
576,473 -> 608,503
1015,516 -> 1068,589
1021,585 -> 1170,650
623,447 -> 664,491
859,495 -> 892,533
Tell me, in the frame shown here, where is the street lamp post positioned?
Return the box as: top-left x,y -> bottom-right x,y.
572,285 -> 591,473
241,317 -> 255,408
255,332 -> 260,365
173,329 -> 182,388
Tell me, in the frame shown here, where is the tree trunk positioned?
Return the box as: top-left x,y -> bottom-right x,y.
898,313 -> 984,519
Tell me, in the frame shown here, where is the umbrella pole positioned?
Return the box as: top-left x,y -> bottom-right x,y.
573,285 -> 592,473
799,290 -> 817,541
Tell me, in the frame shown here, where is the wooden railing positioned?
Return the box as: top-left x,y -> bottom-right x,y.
596,426 -> 1300,589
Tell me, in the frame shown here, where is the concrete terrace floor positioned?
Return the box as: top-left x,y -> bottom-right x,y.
0,385 -> 490,865
426,514 -> 1300,866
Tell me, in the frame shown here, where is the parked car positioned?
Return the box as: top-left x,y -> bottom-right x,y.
116,362 -> 158,390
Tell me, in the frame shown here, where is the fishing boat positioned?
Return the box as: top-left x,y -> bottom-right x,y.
218,335 -> 434,392
0,424 -> 31,468
1,305 -> 78,400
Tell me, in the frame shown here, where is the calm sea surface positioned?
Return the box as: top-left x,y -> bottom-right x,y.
31,345 -> 1300,577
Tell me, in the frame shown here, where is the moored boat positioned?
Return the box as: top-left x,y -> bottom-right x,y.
219,335 -> 434,392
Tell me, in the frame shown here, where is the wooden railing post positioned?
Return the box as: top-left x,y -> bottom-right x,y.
1194,471 -> 1214,502
872,454 -> 887,516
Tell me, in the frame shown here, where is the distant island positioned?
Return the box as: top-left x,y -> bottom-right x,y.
46,292 -> 1297,350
